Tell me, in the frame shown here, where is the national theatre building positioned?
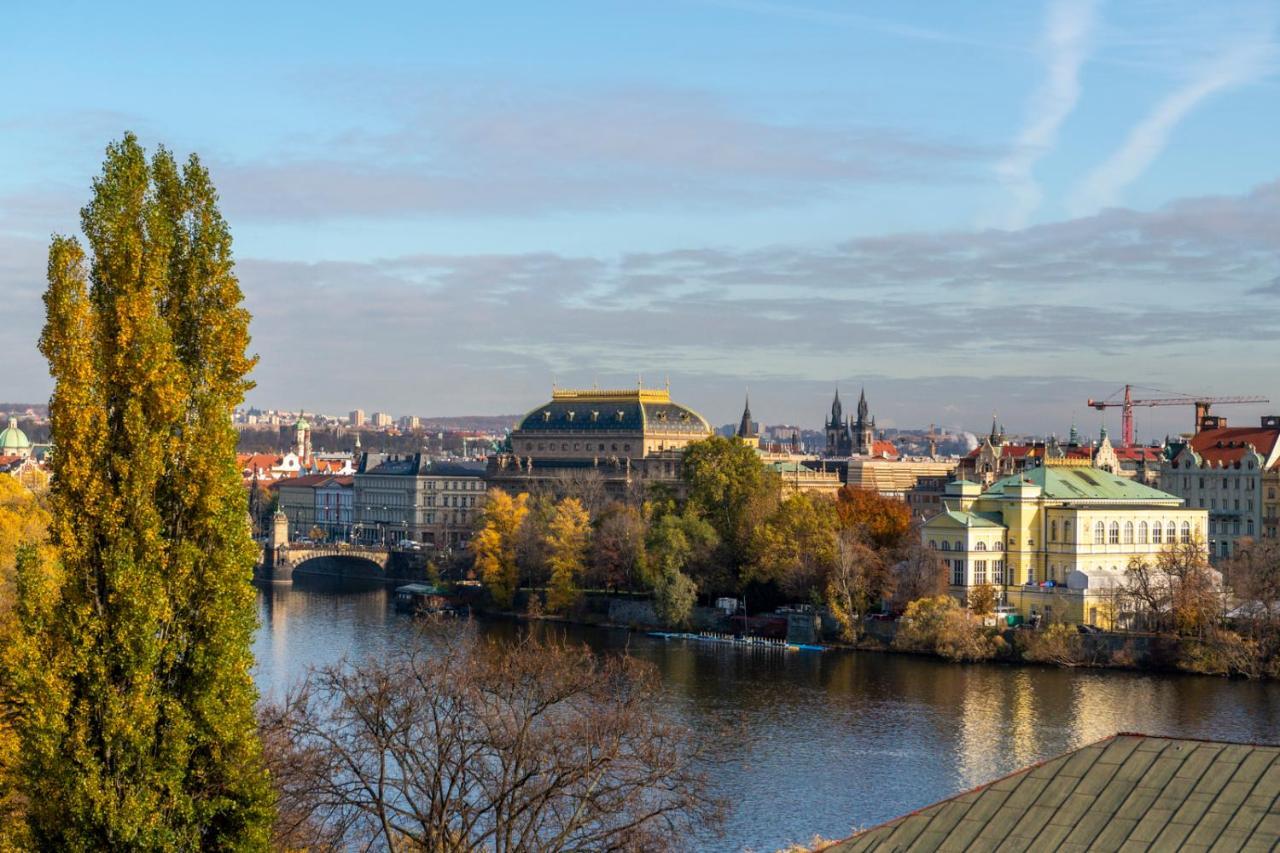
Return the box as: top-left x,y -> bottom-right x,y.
487,385 -> 713,496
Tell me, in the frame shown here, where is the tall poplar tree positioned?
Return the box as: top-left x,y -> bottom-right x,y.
15,133 -> 273,848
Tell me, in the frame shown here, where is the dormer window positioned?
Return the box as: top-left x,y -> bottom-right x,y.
566,411 -> 575,422
591,411 -> 599,422
542,411 -> 552,422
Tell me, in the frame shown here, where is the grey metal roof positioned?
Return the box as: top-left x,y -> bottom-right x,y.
831,734 -> 1280,852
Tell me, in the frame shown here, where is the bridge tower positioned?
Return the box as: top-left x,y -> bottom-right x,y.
263,509 -> 294,582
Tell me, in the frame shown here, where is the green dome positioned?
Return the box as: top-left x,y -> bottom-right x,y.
0,417 -> 30,454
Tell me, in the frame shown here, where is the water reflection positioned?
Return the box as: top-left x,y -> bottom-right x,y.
254,581 -> 1280,851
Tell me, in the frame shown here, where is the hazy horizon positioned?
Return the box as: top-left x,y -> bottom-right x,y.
3,1 -> 1278,437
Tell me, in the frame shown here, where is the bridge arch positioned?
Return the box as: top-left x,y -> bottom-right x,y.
290,552 -> 389,580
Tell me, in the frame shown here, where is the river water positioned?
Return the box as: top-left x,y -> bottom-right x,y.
254,579 -> 1280,851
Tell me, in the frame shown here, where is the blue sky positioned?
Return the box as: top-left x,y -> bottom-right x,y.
2,0 -> 1279,438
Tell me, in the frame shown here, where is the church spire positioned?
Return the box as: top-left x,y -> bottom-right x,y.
857,387 -> 869,422
737,392 -> 757,439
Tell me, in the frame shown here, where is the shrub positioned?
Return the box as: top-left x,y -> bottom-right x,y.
1021,623 -> 1086,666
1179,629 -> 1262,678
895,596 -> 998,662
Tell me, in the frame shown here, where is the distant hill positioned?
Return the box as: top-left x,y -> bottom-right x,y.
418,415 -> 521,433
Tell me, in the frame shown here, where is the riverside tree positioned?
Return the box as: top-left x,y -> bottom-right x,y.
474,490 -> 529,609
261,631 -> 725,850
12,134 -> 273,847
545,497 -> 591,613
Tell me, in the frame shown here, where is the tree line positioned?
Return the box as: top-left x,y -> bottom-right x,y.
473,435 -> 948,636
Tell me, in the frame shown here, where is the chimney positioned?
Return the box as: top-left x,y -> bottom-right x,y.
1199,414 -> 1226,432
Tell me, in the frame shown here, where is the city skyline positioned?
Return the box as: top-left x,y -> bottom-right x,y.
2,1 -> 1278,435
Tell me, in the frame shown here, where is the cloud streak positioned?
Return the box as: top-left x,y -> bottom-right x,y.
206,86 -> 988,222
986,0 -> 1097,230
1069,27 -> 1277,215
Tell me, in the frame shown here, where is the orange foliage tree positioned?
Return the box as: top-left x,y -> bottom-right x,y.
835,486 -> 911,551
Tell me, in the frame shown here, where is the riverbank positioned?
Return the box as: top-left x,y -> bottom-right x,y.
467,589 -> 1278,682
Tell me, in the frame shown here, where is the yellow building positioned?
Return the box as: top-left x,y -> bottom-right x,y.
923,460 -> 1208,627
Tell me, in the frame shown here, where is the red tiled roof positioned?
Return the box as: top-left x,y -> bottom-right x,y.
871,439 -> 899,458
1113,445 -> 1163,462
238,452 -> 281,469
1188,427 -> 1280,466
965,442 -> 1092,461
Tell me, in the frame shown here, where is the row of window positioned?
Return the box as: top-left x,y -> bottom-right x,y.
1199,497 -> 1252,511
1090,520 -> 1191,545
526,441 -> 632,453
1170,459 -> 1256,471
929,540 -> 1005,552
426,479 -> 482,491
425,495 -> 477,508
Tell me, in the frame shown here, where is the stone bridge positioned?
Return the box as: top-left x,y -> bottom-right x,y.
256,543 -> 396,583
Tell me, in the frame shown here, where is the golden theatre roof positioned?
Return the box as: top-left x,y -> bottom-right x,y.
514,387 -> 712,436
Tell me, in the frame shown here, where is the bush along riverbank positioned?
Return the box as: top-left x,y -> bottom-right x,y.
840,595 -> 1280,680
453,588 -> 1280,681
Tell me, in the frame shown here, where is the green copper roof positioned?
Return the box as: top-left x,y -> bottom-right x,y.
833,734 -> 1280,852
986,465 -> 1180,502
933,509 -> 1004,528
0,417 -> 30,452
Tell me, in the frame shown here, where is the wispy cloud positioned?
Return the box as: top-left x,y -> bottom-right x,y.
985,0 -> 1097,230
1069,26 -> 1277,215
204,86 -> 987,222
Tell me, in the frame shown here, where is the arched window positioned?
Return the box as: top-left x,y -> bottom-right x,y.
929,540 -> 937,550
1168,522 -> 1177,543
955,541 -> 963,552
1109,522 -> 1120,544
1094,521 -> 1105,544
1180,521 -> 1191,544
1050,520 -> 1058,541
975,542 -> 988,551
994,542 -> 1004,551
1152,523 -> 1162,544
1124,522 -> 1134,544
941,541 -> 951,551
1138,521 -> 1149,544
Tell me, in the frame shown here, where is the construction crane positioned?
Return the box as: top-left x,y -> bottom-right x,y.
1086,385 -> 1269,448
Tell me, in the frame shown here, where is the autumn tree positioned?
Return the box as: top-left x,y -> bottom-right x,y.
474,490 -> 529,609
261,631 -> 726,850
588,501 -> 648,591
0,477 -> 52,846
890,540 -> 948,608
682,436 -> 780,576
514,492 -> 556,587
1223,538 -> 1280,640
968,583 -> 997,616
1159,538 -> 1222,637
12,134 -> 273,848
748,492 -> 838,599
646,509 -> 718,627
546,497 -> 591,614
825,527 -> 889,641
1126,539 -> 1221,636
835,486 -> 911,551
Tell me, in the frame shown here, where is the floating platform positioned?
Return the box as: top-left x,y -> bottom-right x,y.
647,631 -> 825,652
